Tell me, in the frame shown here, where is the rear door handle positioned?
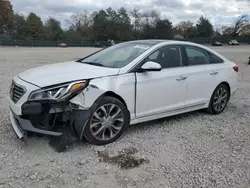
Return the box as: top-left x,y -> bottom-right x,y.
210,71 -> 218,75
176,76 -> 187,81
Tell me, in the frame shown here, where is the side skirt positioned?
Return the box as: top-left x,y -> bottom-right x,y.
130,103 -> 206,125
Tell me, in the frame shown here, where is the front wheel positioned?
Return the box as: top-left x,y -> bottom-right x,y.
207,84 -> 230,114
83,96 -> 129,145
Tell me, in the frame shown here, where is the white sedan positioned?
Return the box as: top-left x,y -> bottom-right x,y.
228,40 -> 239,45
9,40 -> 238,148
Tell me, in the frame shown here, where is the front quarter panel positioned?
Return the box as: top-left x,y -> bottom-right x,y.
69,73 -> 136,119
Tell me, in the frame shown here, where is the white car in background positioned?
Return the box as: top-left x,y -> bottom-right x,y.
228,40 -> 239,45
9,40 -> 238,149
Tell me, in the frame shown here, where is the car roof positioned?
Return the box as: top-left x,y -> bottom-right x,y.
122,39 -> 224,53
124,39 -> 166,45
124,39 -> 203,46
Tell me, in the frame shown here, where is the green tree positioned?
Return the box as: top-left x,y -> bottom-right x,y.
11,13 -> 26,39
92,9 -> 109,40
92,7 -> 133,41
130,8 -> 142,39
44,18 -> 63,40
116,7 -> 132,40
196,16 -> 214,37
25,12 -> 44,40
64,29 -> 83,41
0,0 -> 14,34
154,19 -> 173,39
140,10 -> 160,39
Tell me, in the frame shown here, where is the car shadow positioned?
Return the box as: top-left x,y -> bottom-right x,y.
24,110 -> 209,152
125,110 -> 205,135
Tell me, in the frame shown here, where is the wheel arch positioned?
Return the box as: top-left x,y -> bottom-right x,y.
101,91 -> 128,109
100,91 -> 131,124
219,81 -> 231,97
72,90 -> 129,140
206,81 -> 231,114
81,91 -> 131,143
210,82 -> 231,99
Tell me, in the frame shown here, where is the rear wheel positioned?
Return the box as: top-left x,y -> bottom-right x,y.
207,84 -> 230,114
83,96 -> 129,145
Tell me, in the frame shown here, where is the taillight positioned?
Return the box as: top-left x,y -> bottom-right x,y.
233,66 -> 239,72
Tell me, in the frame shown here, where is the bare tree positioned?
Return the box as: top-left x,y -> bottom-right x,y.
221,26 -> 234,36
240,23 -> 250,36
174,21 -> 195,38
130,8 -> 142,32
141,10 -> 159,27
232,14 -> 249,37
66,11 -> 91,32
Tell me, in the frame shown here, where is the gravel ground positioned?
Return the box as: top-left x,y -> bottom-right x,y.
0,45 -> 249,188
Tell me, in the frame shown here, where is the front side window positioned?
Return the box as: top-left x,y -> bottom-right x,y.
185,46 -> 210,65
145,46 -> 182,69
79,42 -> 154,68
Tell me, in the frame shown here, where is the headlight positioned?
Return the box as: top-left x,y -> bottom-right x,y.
29,81 -> 87,101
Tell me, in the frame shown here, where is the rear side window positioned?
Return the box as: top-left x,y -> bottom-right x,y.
185,46 -> 210,65
209,52 -> 224,64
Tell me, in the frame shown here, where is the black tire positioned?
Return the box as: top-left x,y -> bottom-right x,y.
207,83 -> 230,114
83,96 -> 129,145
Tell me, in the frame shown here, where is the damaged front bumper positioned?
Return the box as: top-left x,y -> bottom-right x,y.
10,109 -> 63,139
8,78 -> 97,141
9,99 -> 91,140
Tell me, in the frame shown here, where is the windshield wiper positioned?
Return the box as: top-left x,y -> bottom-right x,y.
78,61 -> 104,67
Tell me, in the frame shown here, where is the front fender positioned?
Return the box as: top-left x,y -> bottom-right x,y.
69,83 -> 105,110
69,74 -> 135,138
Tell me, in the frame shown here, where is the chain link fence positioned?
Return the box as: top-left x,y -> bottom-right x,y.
0,37 -> 249,47
0,39 -> 111,47
177,36 -> 250,44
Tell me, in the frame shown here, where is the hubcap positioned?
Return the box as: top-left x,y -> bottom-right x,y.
213,87 -> 228,112
90,104 -> 124,141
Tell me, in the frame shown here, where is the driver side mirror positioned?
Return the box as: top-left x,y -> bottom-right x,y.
140,61 -> 162,72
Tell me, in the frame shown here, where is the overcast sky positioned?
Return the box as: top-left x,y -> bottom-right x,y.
11,0 -> 250,28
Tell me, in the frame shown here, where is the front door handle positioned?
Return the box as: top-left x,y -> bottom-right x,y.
176,76 -> 187,81
210,71 -> 218,75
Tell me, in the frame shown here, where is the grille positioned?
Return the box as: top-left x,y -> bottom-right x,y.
10,82 -> 26,103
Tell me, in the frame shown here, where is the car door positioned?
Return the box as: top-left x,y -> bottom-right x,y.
183,45 -> 223,108
135,45 -> 188,118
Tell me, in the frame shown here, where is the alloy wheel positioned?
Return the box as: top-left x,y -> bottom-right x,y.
212,87 -> 229,112
89,104 -> 124,141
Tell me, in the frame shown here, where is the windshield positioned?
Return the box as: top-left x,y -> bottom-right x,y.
79,42 -> 154,68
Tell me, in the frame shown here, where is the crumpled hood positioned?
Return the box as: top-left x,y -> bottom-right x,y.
18,61 -> 120,87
